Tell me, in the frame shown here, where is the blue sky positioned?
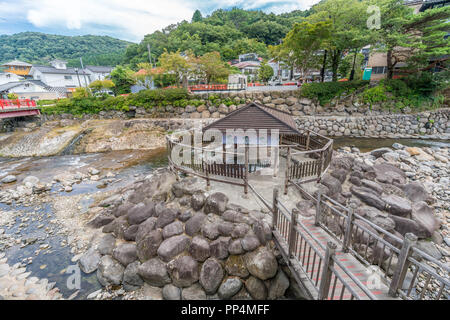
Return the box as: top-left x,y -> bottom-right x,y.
0,0 -> 320,42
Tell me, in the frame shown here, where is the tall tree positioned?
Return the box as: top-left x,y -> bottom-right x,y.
197,52 -> 230,84
192,10 -> 203,23
109,66 -> 135,95
159,50 -> 195,88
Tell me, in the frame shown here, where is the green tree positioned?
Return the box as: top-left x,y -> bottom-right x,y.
109,66 -> 135,95
197,51 -> 230,84
338,52 -> 365,79
192,10 -> 203,23
159,50 -> 195,88
89,80 -> 115,93
258,61 -> 274,83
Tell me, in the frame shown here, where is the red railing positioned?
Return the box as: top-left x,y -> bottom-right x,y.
0,99 -> 37,110
189,84 -> 228,91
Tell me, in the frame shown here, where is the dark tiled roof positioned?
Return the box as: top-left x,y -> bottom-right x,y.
203,102 -> 301,135
1,60 -> 32,67
85,65 -> 113,73
32,65 -> 90,75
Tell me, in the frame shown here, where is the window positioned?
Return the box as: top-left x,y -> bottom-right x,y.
372,66 -> 386,74
64,76 -> 72,80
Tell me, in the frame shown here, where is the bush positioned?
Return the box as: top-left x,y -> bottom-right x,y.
360,84 -> 388,108
300,80 -> 369,105
127,88 -> 190,107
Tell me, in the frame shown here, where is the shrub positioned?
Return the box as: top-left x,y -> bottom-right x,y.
360,84 -> 388,108
300,80 -> 369,105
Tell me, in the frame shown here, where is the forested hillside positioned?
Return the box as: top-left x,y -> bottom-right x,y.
122,8 -> 311,68
0,32 -> 132,67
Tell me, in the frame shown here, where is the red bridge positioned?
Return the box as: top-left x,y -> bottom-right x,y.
0,99 -> 41,119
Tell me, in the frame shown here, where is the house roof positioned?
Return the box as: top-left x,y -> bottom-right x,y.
32,65 -> 90,75
85,65 -> 113,73
203,102 -> 301,135
232,61 -> 260,69
1,60 -> 32,67
0,80 -> 47,92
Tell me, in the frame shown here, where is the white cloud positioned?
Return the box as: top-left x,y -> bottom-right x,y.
0,0 -> 321,42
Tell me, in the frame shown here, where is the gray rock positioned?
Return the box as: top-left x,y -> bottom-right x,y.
189,236 -> 210,262
156,208 -> 178,229
361,179 -> 383,195
167,255 -> 199,288
231,223 -> 250,238
138,258 -> 171,287
1,175 -> 16,183
351,186 -> 385,211
123,224 -> 139,241
411,201 -> 440,237
210,237 -> 231,260
416,241 -> 442,261
113,202 -> 134,217
97,255 -> 125,286
241,235 -> 260,252
390,215 -> 431,238
182,284 -> 207,300
228,239 -> 244,255
373,163 -> 406,185
253,221 -> 272,245
162,221 -> 184,239
191,191 -> 206,211
157,235 -> 191,262
136,229 -> 163,262
245,276 -> 267,300
202,222 -> 220,240
204,192 -> 229,215
218,221 -> 234,237
382,194 -> 412,217
79,248 -> 101,274
244,247 -> 278,281
123,261 -> 144,291
127,202 -> 155,225
97,234 -> 116,255
185,213 -> 206,236
268,270 -> 289,300
199,258 -> 224,294
218,278 -> 242,299
162,284 -> 181,300
178,210 -> 192,222
135,217 -> 157,243
103,216 -> 129,239
370,148 -> 392,158
113,243 -> 137,266
321,174 -> 342,196
403,182 -> 431,203
87,214 -> 114,228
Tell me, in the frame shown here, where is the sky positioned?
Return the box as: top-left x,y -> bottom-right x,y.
0,0 -> 321,43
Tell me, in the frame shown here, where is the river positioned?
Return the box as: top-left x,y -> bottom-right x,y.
0,137 -> 448,300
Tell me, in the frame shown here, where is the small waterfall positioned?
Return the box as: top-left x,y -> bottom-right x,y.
59,129 -> 91,156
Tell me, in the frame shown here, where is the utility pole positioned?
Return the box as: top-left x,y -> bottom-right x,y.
74,68 -> 82,87
147,43 -> 153,68
79,57 -> 89,87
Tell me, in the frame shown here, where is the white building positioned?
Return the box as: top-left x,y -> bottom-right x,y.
0,71 -> 22,85
0,80 -> 63,100
84,65 -> 113,82
29,60 -> 91,88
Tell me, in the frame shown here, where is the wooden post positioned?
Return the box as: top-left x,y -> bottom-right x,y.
318,241 -> 337,300
288,208 -> 298,259
388,233 -> 418,297
272,188 -> 279,231
306,131 -> 310,150
315,190 -> 322,226
317,150 -> 325,182
284,146 -> 291,195
342,208 -> 354,253
244,145 -> 249,195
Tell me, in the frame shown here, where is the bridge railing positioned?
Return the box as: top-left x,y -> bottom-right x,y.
249,185 -> 376,300
293,182 -> 450,300
0,99 -> 37,109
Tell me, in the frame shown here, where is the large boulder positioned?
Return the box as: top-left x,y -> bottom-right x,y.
390,215 -> 431,238
127,202 -> 155,225
97,255 -> 125,286
162,221 -> 184,239
411,201 -> 440,237
157,235 -> 191,262
245,276 -> 267,300
268,270 -> 289,300
162,284 -> 181,300
199,258 -> 224,294
112,201 -> 134,217
185,213 -> 206,236
102,216 -> 129,239
225,255 -> 249,278
181,284 -> 207,300
97,234 -> 116,255
244,247 -> 277,281
241,235 -> 260,252
382,195 -> 412,217
167,255 -> 199,288
135,217 -> 157,243
124,225 -> 139,241
357,206 -> 395,231
204,192 -> 229,215
202,222 -> 220,240
123,261 -> 144,291
253,221 -> 272,245
218,278 -> 242,299
370,148 -> 392,159
361,179 -> 383,195
138,258 -> 171,287
156,208 -> 178,229
350,186 -> 385,210
373,163 -> 406,185
136,229 -> 163,262
113,243 -> 138,266
189,236 -> 211,262
79,248 -> 101,274
210,237 -> 231,260
402,182 -> 431,203
191,191 -> 206,211
321,174 -> 342,196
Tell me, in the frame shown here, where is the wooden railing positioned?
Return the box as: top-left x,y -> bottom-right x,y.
294,182 -> 450,300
